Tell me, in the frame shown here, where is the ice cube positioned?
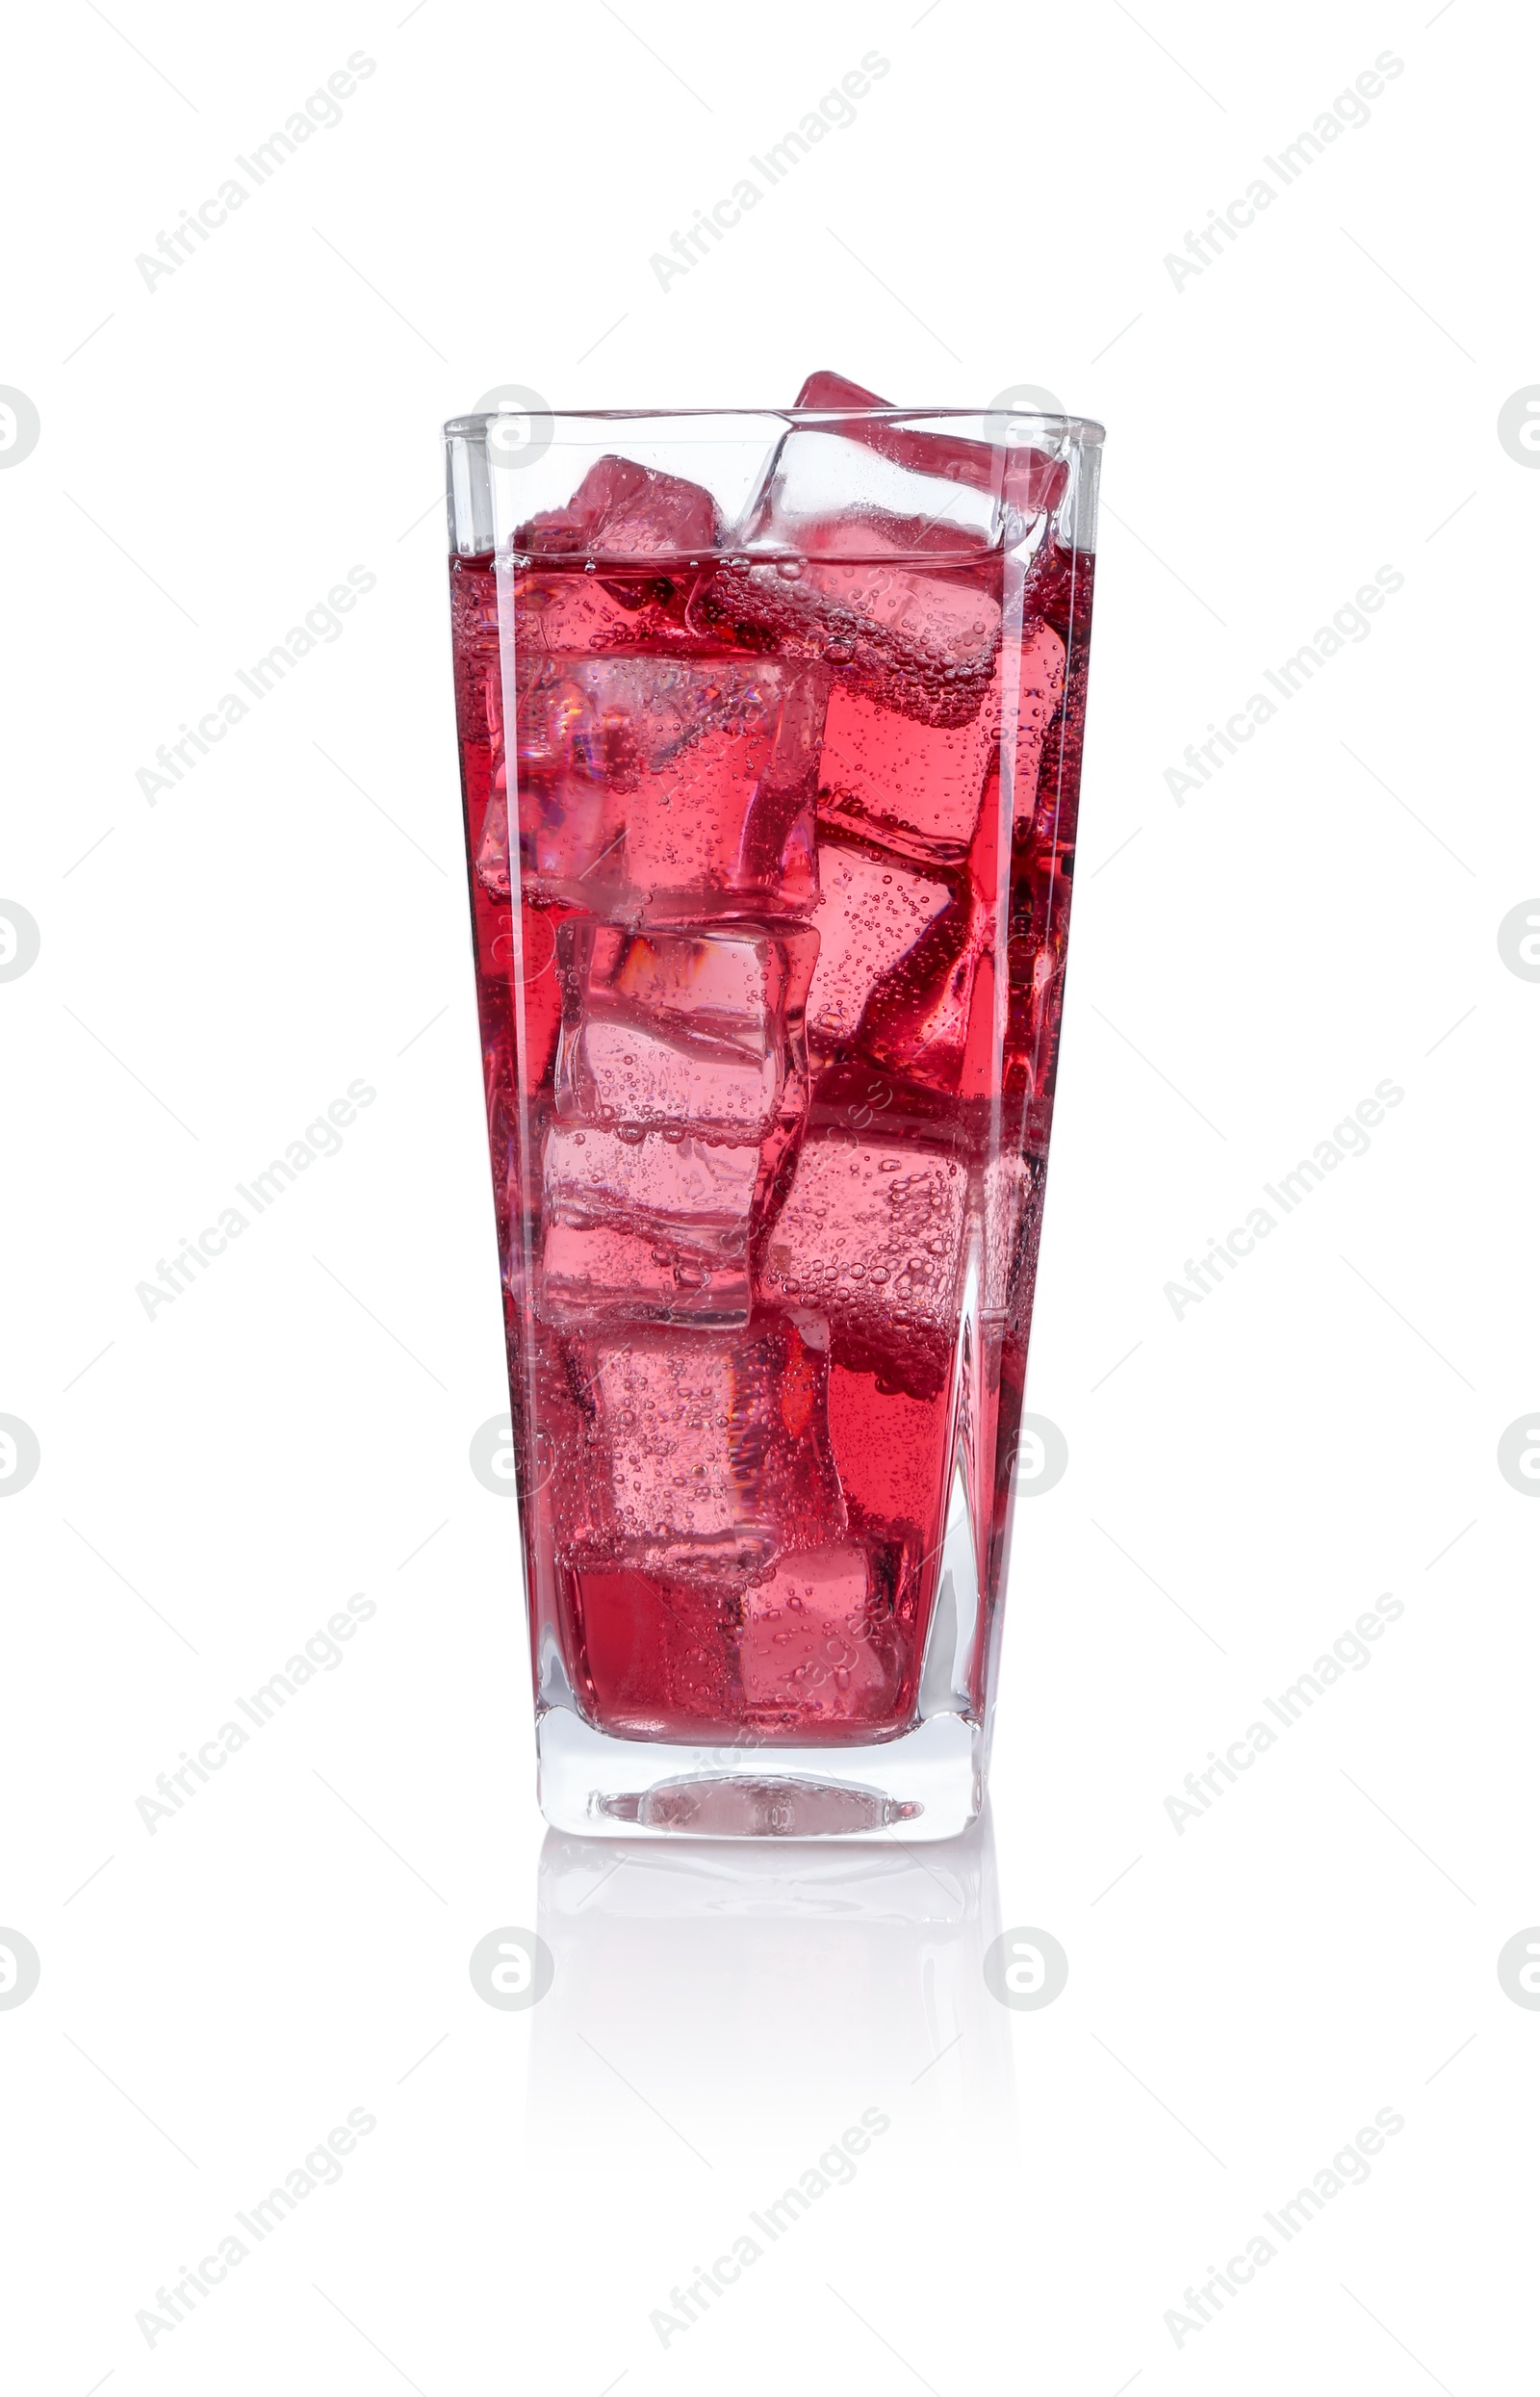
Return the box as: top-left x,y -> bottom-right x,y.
812,615 -> 1065,864
738,1544 -> 897,1723
818,683 -> 994,863
572,1019 -> 778,1135
516,652 -> 824,912
542,1221 -> 750,1328
514,569 -> 714,666
540,1127 -> 758,1329
559,1562 -> 741,1735
827,1362 -> 952,1555
516,454 -> 720,560
750,377 -> 1002,566
567,1318 -> 846,1580
850,752 -> 1014,1101
555,920 -> 816,1140
474,569 -> 736,899
858,904 -> 988,1097
517,570 -> 632,655
590,918 -> 802,1019
706,529 -> 1002,731
791,371 -> 1069,520
758,1136 -> 967,1399
805,840 -> 952,1057
544,1125 -> 759,1245
699,369 -> 1076,728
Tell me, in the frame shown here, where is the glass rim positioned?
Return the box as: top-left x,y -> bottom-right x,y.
444,405 -> 1106,444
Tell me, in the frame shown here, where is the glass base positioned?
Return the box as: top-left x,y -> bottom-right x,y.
536,1708 -> 982,1842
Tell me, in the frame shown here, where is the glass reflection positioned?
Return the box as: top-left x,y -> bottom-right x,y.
528,1808 -> 1014,2167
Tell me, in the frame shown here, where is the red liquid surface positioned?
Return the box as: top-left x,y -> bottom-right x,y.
449,418 -> 1092,1746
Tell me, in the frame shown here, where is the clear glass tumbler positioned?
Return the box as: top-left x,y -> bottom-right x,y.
444,389 -> 1102,1839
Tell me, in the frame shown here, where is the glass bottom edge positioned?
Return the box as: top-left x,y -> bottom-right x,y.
536,1708 -> 983,1842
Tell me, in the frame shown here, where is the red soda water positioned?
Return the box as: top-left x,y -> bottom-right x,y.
449,377 -> 1092,1749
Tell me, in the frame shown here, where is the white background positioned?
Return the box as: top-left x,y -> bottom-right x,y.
3,1 -> 1536,2389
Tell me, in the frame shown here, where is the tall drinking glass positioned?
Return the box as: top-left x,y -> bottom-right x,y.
445,392 -> 1101,1838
